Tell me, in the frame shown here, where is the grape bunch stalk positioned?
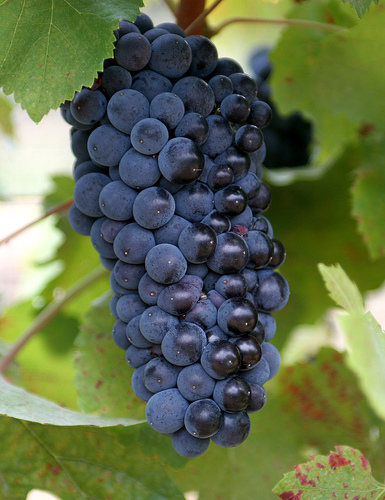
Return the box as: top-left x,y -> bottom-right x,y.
62,12 -> 290,458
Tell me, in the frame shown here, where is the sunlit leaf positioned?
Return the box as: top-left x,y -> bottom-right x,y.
0,0 -> 143,121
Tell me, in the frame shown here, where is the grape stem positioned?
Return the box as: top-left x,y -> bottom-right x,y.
207,17 -> 346,37
0,266 -> 108,375
184,0 -> 223,36
0,198 -> 73,246
177,0 -> 207,33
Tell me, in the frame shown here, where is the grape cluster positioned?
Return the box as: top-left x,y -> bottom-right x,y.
251,48 -> 313,169
62,13 -> 289,458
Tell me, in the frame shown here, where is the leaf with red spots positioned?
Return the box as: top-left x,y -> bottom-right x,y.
277,348 -> 377,453
74,294 -> 146,420
273,446 -> 385,499
0,416 -> 183,499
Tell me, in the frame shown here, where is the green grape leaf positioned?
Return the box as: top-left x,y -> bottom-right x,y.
266,147 -> 385,341
0,374 -> 141,426
74,294 -> 146,420
0,299 -> 80,408
339,311 -> 385,421
273,446 -> 385,499
351,138 -> 385,259
319,263 -> 385,420
0,92 -> 14,135
0,417 -> 183,500
342,0 -> 379,18
0,0 -> 143,122
318,263 -> 364,312
270,2 -> 385,162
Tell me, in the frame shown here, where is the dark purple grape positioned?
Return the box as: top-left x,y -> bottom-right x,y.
213,375 -> 251,412
171,428 -> 210,458
157,282 -> 201,316
268,238 -> 286,269
229,73 -> 257,102
235,124 -> 264,153
112,319 -> 131,350
217,297 -> 258,337
207,164 -> 234,192
178,222 -> 217,264
215,273 -> 247,299
200,339 -> 241,380
145,388 -> 189,433
211,410 -> 251,448
143,357 -> 181,393
201,210 -> 231,234
229,335 -> 262,370
253,269 -> 290,312
220,94 -> 250,123
185,35 -> 218,78
177,363 -> 216,401
139,305 -> 179,344
207,232 -> 249,274
161,322 -> 207,366
247,383 -> 267,413
184,399 -> 222,438
158,137 -> 204,185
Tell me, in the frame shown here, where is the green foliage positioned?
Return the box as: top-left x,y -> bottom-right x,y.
351,138 -> 385,259
74,294 -> 146,420
0,0 -> 143,122
0,374 -> 141,426
270,1 -> 385,163
0,417 -> 183,500
273,446 -> 385,499
342,0 -> 379,18
0,92 -> 14,136
319,263 -> 385,421
267,148 -> 385,340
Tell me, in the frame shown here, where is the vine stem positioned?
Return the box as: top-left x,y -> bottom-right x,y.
207,17 -> 346,37
0,198 -> 74,246
184,0 -> 223,36
0,266 -> 108,374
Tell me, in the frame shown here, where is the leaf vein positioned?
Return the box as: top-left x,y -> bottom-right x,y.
0,0 -> 26,70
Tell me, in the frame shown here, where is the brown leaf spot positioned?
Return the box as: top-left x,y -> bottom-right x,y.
325,12 -> 336,24
315,462 -> 326,469
359,123 -> 375,136
294,466 -> 316,487
360,454 -> 370,470
278,491 -> 304,499
46,463 -> 62,475
332,493 -> 337,498
329,451 -> 351,470
95,380 -> 103,389
284,76 -> 294,84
